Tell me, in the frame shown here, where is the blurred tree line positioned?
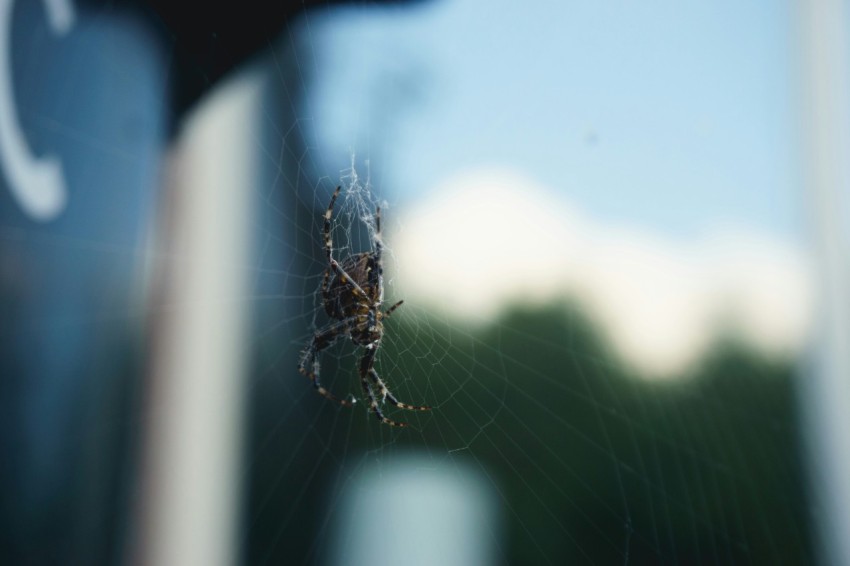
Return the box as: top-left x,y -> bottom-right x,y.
247,303 -> 811,565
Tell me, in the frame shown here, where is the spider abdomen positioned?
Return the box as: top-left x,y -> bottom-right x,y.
323,252 -> 383,321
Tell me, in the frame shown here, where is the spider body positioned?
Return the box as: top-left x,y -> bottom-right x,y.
298,186 -> 430,427
323,253 -> 383,346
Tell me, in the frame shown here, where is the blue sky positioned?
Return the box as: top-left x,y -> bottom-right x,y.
307,0 -> 801,241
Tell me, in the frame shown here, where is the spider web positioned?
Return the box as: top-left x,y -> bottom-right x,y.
238,4 -> 812,565
0,1 -> 817,565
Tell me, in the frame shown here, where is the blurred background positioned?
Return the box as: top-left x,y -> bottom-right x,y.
2,0 -> 849,564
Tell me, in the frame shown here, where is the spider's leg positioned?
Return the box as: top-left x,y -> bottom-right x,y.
368,369 -> 431,412
371,206 -> 383,292
321,268 -> 332,305
358,347 -> 409,427
383,300 -> 404,319
359,368 -> 407,427
374,205 -> 382,263
321,187 -> 346,307
323,187 -> 371,303
299,322 -> 354,407
323,186 -> 341,264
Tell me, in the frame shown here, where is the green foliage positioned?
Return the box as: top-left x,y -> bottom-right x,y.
247,303 -> 811,564
374,304 -> 812,564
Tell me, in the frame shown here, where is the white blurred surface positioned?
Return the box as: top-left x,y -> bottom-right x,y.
134,68 -> 264,566
798,1 -> 850,565
395,168 -> 813,379
331,455 -> 500,566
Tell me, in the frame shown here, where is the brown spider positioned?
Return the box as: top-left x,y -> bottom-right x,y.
298,186 -> 431,427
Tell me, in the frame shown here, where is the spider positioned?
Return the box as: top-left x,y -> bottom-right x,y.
298,186 -> 431,427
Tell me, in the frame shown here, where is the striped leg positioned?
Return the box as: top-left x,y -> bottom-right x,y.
359,346 -> 409,427
383,300 -> 404,319
320,187 -> 370,303
299,323 -> 354,407
359,370 -> 407,427
368,369 -> 431,412
373,205 -> 383,286
323,186 -> 341,264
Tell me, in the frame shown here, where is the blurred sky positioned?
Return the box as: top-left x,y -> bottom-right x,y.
299,0 -> 813,377
308,0 -> 801,241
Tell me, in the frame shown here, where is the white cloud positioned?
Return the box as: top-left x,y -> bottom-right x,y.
392,167 -> 814,379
